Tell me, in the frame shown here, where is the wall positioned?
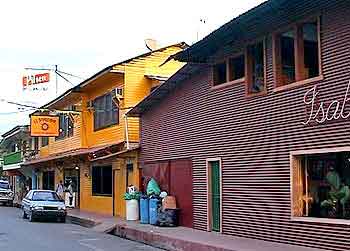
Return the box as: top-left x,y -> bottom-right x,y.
140,4 -> 350,251
79,162 -> 113,215
39,112 -> 82,157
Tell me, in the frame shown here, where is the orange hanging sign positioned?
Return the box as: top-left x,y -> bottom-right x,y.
30,115 -> 59,137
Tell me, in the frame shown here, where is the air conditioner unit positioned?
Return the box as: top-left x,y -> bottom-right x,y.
87,100 -> 94,110
115,87 -> 124,99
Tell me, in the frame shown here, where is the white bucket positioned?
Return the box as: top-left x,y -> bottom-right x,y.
126,199 -> 139,221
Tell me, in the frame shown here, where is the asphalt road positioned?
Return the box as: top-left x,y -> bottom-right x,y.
0,206 -> 162,251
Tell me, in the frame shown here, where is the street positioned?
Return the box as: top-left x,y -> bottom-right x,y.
0,206 -> 161,251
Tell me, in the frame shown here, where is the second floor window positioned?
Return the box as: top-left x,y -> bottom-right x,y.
274,18 -> 321,87
41,137 -> 49,147
93,92 -> 119,131
246,41 -> 265,94
213,62 -> 227,86
33,137 -> 39,151
229,55 -> 245,82
56,114 -> 74,140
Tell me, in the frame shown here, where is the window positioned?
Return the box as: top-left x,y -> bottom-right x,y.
291,150 -> 350,221
41,137 -> 49,147
93,92 -> 119,131
213,62 -> 227,86
33,137 -> 39,151
92,165 -> 112,196
274,18 -> 321,87
229,55 -> 245,81
246,41 -> 265,94
56,114 -> 73,140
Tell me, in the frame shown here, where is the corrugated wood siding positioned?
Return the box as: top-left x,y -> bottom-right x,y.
140,4 -> 350,251
80,163 -> 113,215
40,116 -> 82,157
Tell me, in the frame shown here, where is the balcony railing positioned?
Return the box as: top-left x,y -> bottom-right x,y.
3,151 -> 22,165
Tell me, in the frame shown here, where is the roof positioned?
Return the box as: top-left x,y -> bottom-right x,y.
127,63 -> 201,117
37,42 -> 188,111
174,0 -> 334,63
1,125 -> 29,139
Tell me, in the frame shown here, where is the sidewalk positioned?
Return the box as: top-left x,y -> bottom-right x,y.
67,209 -> 324,251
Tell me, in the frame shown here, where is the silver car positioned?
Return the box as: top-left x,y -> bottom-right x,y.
0,180 -> 14,206
22,190 -> 67,223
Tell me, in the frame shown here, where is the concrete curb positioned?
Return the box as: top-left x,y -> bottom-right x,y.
111,224 -> 232,251
66,215 -> 99,228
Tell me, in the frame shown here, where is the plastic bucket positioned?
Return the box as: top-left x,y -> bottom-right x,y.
140,197 -> 149,224
149,198 -> 159,225
126,199 -> 139,221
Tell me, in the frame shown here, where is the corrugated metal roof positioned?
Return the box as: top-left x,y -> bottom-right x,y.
174,0 -> 338,63
38,42 -> 188,110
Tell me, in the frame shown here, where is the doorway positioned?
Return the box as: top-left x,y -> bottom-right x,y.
64,168 -> 80,208
42,171 -> 55,191
206,158 -> 222,232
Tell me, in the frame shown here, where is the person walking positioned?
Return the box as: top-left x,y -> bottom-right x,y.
67,181 -> 74,207
56,180 -> 64,199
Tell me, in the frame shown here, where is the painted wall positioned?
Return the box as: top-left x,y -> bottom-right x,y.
139,4 -> 350,251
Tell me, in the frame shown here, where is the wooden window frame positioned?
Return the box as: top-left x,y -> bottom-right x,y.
245,38 -> 267,97
41,137 -> 49,147
56,113 -> 74,141
206,157 -> 223,233
93,92 -> 119,131
211,53 -> 246,90
273,16 -> 323,92
290,147 -> 350,226
92,165 -> 113,197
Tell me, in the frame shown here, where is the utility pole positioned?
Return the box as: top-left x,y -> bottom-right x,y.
55,64 -> 58,96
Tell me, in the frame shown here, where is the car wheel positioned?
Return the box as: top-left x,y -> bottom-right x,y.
60,217 -> 66,223
28,212 -> 35,222
22,211 -> 28,219
7,201 -> 13,207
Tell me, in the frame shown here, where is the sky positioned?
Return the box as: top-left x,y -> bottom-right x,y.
0,0 -> 265,135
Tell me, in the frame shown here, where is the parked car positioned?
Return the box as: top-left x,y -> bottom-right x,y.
0,180 -> 14,206
22,190 -> 66,223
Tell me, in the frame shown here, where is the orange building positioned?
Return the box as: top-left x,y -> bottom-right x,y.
22,42 -> 187,216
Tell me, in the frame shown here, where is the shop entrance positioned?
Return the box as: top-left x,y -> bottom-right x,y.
42,171 -> 55,191
64,169 -> 80,208
207,159 -> 222,232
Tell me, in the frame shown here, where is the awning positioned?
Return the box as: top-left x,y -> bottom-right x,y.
22,144 -> 117,166
2,163 -> 22,171
5,169 -> 23,176
91,146 -> 139,162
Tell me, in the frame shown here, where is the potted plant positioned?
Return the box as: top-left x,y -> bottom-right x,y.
123,187 -> 141,221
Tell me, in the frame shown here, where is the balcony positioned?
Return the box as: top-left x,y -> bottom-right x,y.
3,151 -> 22,166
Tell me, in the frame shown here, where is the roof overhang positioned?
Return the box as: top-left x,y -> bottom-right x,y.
174,0 -> 337,63
22,144 -> 116,166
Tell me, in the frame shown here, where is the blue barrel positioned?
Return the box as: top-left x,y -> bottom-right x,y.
149,198 -> 159,225
140,198 -> 149,224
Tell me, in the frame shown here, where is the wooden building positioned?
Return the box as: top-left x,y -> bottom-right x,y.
128,1 -> 350,250
22,42 -> 186,217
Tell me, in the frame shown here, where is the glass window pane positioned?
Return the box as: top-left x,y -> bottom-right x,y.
248,42 -> 265,93
229,55 -> 245,81
213,62 -> 227,85
281,30 -> 296,84
303,22 -> 319,78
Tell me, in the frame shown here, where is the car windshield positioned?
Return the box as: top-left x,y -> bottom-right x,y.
0,182 -> 9,189
32,191 -> 61,201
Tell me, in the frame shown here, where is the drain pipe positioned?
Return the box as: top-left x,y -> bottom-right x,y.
124,113 -> 130,150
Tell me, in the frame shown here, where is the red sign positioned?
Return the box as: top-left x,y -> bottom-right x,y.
23,72 -> 50,89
